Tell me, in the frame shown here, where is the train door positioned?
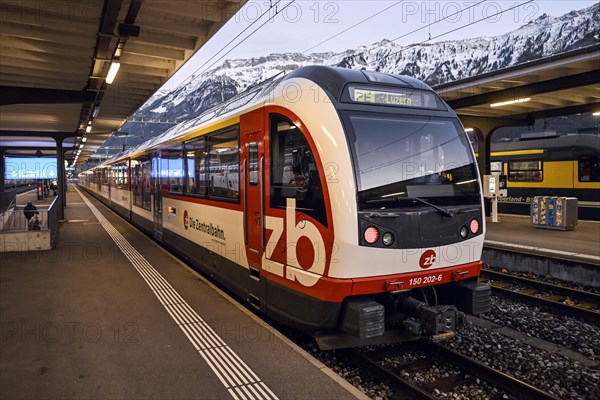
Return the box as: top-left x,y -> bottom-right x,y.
152,153 -> 163,241
241,110 -> 266,310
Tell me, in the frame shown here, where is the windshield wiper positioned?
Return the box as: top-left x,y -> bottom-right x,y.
408,197 -> 454,218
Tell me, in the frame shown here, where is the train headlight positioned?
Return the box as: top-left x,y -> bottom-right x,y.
460,226 -> 469,239
364,227 -> 379,244
470,219 -> 480,234
382,232 -> 394,246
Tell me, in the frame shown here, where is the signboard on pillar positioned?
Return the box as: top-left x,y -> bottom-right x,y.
4,157 -> 58,180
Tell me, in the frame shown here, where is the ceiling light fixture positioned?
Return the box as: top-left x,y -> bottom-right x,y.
86,125 -> 92,133
464,128 -> 474,132
490,97 -> 531,108
82,136 -> 87,143
106,61 -> 121,84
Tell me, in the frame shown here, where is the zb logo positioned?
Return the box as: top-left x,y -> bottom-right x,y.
419,249 -> 436,269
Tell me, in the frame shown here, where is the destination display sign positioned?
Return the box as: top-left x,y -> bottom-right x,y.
348,86 -> 441,109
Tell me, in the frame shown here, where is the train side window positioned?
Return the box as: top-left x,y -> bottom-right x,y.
101,168 -> 109,185
132,160 -> 142,207
165,145 -> 185,193
132,157 -> 151,210
207,127 -> 240,201
579,156 -> 600,182
249,142 -> 259,186
141,161 -> 152,210
508,160 -> 543,182
269,114 -> 326,226
111,162 -> 127,189
185,137 -> 208,196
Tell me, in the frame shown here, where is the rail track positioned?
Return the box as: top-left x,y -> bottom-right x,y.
343,341 -> 559,400
480,269 -> 600,324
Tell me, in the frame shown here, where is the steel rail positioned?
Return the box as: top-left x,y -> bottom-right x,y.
343,349 -> 436,400
481,269 -> 600,304
426,343 -> 560,400
490,286 -> 600,324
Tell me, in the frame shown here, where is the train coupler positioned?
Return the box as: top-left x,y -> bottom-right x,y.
396,296 -> 465,336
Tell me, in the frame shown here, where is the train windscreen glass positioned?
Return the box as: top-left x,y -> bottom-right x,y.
345,113 -> 480,209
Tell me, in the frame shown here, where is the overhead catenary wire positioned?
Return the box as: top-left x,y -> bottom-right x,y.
301,0 -> 486,55
301,0 -> 533,62
381,0 -> 536,60
388,0 -> 487,45
191,0 -> 297,78
302,1 -> 406,54
182,0 -> 286,85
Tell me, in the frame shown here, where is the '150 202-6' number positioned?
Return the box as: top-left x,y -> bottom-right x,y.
409,274 -> 443,286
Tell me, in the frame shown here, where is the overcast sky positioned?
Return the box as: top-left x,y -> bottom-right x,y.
162,0 -> 597,90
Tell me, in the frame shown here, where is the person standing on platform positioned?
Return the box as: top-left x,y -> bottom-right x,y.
24,201 -> 37,229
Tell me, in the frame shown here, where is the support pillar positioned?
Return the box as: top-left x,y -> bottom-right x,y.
459,116 -> 531,178
55,136 -> 65,220
0,149 -> 5,193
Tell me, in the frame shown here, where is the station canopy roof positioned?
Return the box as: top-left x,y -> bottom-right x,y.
0,0 -> 245,166
435,45 -> 600,124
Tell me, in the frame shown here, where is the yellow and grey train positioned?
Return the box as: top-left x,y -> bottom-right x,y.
488,133 -> 599,220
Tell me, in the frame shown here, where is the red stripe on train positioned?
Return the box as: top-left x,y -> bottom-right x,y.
265,261 -> 482,303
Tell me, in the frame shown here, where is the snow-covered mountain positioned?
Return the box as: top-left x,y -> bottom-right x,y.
102,3 -> 598,152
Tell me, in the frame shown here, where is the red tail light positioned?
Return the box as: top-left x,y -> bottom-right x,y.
364,227 -> 379,244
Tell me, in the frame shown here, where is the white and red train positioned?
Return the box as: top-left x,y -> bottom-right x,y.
80,66 -> 490,348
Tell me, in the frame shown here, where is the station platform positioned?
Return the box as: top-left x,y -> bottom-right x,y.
485,214 -> 600,264
483,214 -> 600,287
0,185 -> 366,400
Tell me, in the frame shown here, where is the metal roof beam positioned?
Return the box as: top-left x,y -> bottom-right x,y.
120,53 -> 177,69
0,131 -> 79,139
511,102 -> 600,120
124,42 -> 186,61
142,1 -> 224,22
435,45 -> 600,91
0,22 -> 93,47
1,87 -> 96,106
0,37 -> 92,58
0,56 -> 89,73
0,77 -> 85,90
447,70 -> 600,109
137,14 -> 210,37
131,31 -> 197,50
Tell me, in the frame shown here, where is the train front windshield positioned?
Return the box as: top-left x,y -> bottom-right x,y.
344,113 -> 480,210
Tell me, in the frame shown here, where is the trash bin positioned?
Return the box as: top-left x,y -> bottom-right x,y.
531,196 -> 577,230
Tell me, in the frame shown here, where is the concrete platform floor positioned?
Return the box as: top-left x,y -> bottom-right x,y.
1,185 -> 366,400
